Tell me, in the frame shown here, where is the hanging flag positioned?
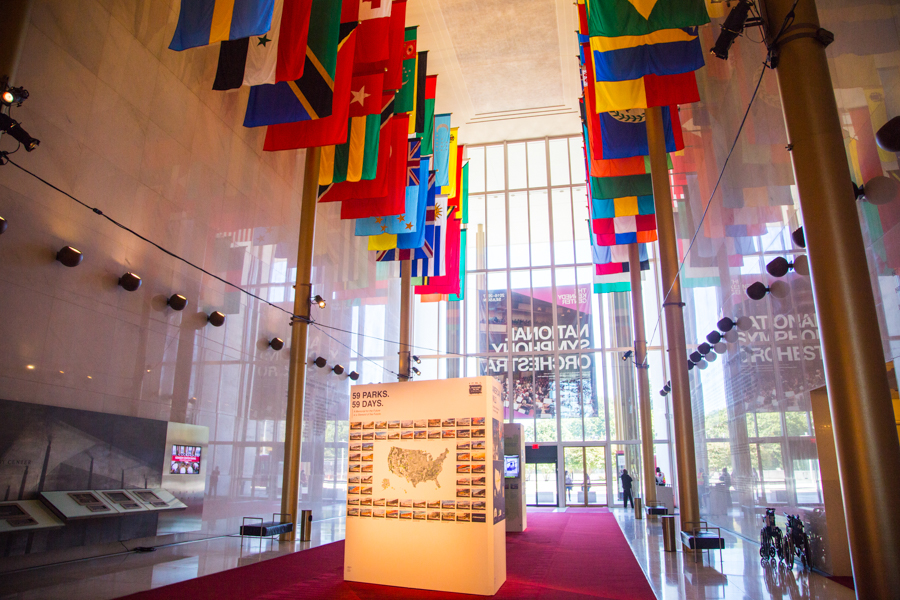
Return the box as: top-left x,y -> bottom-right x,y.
597,106 -> 683,160
421,75 -> 437,156
395,27 -> 418,112
594,71 -> 699,114
170,0 -> 276,51
434,114 -> 452,187
591,194 -> 655,219
409,51 -> 428,134
591,173 -> 653,200
319,72 -> 384,183
243,0 -> 344,126
356,138 -> 422,236
447,145 -> 464,214
593,243 -> 648,267
412,197 -> 448,277
441,127 -> 459,196
259,25 -> 358,146
397,158 -> 432,249
592,214 -> 658,245
352,0 -> 392,75
449,162 -> 469,301
212,0 -> 311,90
586,0 -> 709,38
318,96 -> 395,200
415,213 -> 461,295
383,2 -> 408,90
590,28 -> 704,82
339,114 -> 410,219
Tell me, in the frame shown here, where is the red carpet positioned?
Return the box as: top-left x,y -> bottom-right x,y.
118,511 -> 655,600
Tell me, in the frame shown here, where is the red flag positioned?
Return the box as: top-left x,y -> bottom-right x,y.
340,114 -> 409,219
276,0 -> 313,81
591,155 -> 647,178
415,214 -> 461,295
349,72 -> 383,116
263,29 -> 358,150
582,44 -> 604,159
384,1 -> 408,90
447,144 -> 464,212
353,0 -> 393,75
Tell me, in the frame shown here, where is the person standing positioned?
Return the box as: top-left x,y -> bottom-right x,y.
620,469 -> 634,508
565,470 -> 573,501
655,466 -> 666,486
209,466 -> 220,497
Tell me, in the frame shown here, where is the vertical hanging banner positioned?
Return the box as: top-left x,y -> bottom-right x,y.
434,114 -> 452,187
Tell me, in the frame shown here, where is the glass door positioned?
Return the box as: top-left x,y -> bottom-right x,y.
564,446 -> 607,506
525,462 -> 558,505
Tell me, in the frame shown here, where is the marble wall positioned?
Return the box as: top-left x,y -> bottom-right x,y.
0,0 -> 396,555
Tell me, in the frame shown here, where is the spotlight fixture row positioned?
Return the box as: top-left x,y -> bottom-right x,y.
659,380 -> 672,397
312,356 -> 359,379
687,316 -> 752,370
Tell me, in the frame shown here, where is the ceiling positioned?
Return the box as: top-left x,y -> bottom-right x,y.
407,0 -> 583,145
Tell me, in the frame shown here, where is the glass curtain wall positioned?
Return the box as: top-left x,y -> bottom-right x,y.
411,137 -> 674,507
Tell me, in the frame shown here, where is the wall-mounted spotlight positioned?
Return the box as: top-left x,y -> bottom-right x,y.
766,255 -> 810,278
622,350 -> 633,362
746,280 -> 789,301
791,227 -> 805,249
877,116 -> 900,153
706,331 -> 721,345
717,316 -> 752,333
659,381 -> 672,396
349,371 -> 360,381
696,359 -> 709,370
118,272 -> 142,292
687,360 -> 695,371
0,216 -> 7,235
0,80 -> 29,107
689,351 -> 703,364
0,113 -> 39,151
56,246 -> 83,267
207,311 -> 226,327
856,175 -> 900,206
710,0 -> 760,60
313,356 -> 327,368
411,366 -> 421,376
332,364 -> 344,375
311,294 -> 326,308
412,355 -> 421,364
167,294 -> 188,311
269,337 -> 285,351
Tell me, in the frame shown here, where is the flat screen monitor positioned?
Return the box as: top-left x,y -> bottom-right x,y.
504,455 -> 519,479
170,445 -> 202,475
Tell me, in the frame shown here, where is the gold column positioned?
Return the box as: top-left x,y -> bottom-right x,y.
280,148 -> 321,540
646,106 -> 699,534
0,0 -> 33,84
398,260 -> 412,381
760,0 -> 900,595
629,243 -> 657,506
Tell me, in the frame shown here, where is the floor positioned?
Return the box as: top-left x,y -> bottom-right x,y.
0,509 -> 856,600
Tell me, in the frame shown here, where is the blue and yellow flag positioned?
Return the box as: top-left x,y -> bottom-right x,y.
590,27 -> 704,82
170,0 -> 275,51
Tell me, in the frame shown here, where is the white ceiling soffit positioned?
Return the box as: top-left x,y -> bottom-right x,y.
409,0 -> 583,145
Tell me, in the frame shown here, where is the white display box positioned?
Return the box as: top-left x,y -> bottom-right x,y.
343,377 -> 506,596
0,500 -> 64,533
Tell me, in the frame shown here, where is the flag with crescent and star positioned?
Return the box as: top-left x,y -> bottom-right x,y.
395,27 -> 418,113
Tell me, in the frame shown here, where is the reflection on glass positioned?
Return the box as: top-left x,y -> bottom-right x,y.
529,190 -> 551,267
549,138 -> 570,186
486,145 -> 505,191
525,462 -> 558,506
527,141 -> 547,188
508,192 -> 529,268
512,355 -> 556,443
508,143 -> 527,190
564,447 -> 605,505
551,188 -> 575,265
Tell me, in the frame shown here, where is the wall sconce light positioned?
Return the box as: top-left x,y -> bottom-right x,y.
746,280 -> 789,301
269,337 -> 284,351
56,246 -> 83,267
332,364 -> 344,375
311,294 -> 326,308
412,355 -> 421,364
0,216 -> 7,235
167,294 -> 188,311
207,311 -> 226,327
411,367 -> 421,376
791,226 -> 805,249
349,371 -> 360,381
313,356 -> 327,368
118,272 -> 142,292
766,255 -> 809,278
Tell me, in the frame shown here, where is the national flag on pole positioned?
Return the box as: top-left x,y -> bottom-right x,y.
449,162 -> 469,302
243,0 -> 344,126
395,27 -> 418,112
383,2 -> 407,90
593,242 -> 648,268
170,0 -> 276,51
586,0 -> 709,38
318,96 -> 395,202
356,138 -> 422,237
397,158 -> 432,249
434,114 -> 452,186
447,144 -> 464,214
415,212 -> 461,295
259,25 -> 358,146
351,0 -> 392,75
441,127 -> 459,196
412,197 -> 448,276
591,194 -> 655,220
317,71 -> 383,182
339,114 -> 410,219
421,75 -> 437,155
591,173 -> 653,200
592,213 -> 658,245
594,71 -> 699,114
212,0 -> 311,89
596,106 -> 684,160
590,27 -> 704,82
410,52 -> 428,134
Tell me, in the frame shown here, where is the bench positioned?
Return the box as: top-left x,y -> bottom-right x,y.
680,521 -> 725,565
240,514 -> 293,549
645,500 -> 667,516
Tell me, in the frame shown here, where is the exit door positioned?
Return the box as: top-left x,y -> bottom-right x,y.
563,447 -> 607,506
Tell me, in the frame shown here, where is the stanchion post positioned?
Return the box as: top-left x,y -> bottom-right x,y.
398,260 -> 412,382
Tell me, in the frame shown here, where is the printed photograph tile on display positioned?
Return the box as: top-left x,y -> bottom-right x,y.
363,422 -> 375,430
414,511 -> 426,520
375,432 -> 387,440
362,432 -> 374,440
428,419 -> 441,427
375,421 -> 387,429
413,500 -> 426,508
349,508 -> 360,517
472,477 -> 486,486
428,431 -> 441,439
362,443 -> 373,450
442,418 -> 455,427
414,419 -> 427,428
401,431 -> 414,439
457,442 -> 470,450
442,430 -> 456,438
457,418 -> 471,427
373,498 -> 385,506
457,465 -> 470,473
389,431 -> 401,439
457,452 -> 470,461
472,452 -> 485,461
456,488 -> 470,497
361,475 -> 373,484
387,510 -> 399,518
374,509 -> 385,517
361,509 -> 372,517
400,510 -> 413,519
472,501 -> 486,511
472,441 -> 485,450
457,501 -> 470,510
360,498 -> 372,506
350,444 -> 361,451
457,429 -> 470,438
350,432 -> 362,440
348,498 -> 359,505
472,513 -> 486,523
427,511 -> 441,520
442,500 -> 455,510
388,421 -> 401,428
472,464 -> 485,473
472,417 -> 485,426
457,512 -> 471,522
351,422 -> 362,430
414,430 -> 427,439
472,429 -> 485,438
472,488 -> 486,498
349,465 -> 361,472
442,512 -> 455,521
457,478 -> 470,486
401,420 -> 414,428
400,500 -> 413,508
